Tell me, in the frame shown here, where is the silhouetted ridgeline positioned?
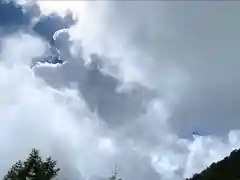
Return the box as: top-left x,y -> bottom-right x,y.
187,149 -> 240,180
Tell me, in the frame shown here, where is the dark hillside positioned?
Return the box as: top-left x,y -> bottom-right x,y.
187,149 -> 240,180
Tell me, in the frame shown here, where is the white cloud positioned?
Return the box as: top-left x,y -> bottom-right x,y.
66,1 -> 240,179
0,33 -> 47,66
1,1 -> 239,180
0,33 -> 114,179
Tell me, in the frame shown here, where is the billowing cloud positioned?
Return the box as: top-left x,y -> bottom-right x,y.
67,1 -> 240,136
0,1 -> 239,180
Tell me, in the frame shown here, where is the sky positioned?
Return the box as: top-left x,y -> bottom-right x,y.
0,0 -> 239,180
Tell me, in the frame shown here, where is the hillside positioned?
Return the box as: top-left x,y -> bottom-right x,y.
187,149 -> 240,180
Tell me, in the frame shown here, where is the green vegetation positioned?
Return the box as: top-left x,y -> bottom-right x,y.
5,148 -> 240,180
4,149 -> 60,180
3,149 -> 122,180
187,149 -> 240,180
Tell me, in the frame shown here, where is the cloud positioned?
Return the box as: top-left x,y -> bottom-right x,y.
66,1 -> 240,178
0,1 -> 239,180
0,0 -> 31,28
0,31 -> 159,180
33,12 -> 76,42
0,33 -> 46,65
0,32 -> 114,180
67,0 -> 240,136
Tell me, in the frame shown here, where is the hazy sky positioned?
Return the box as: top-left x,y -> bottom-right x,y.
0,1 -> 239,180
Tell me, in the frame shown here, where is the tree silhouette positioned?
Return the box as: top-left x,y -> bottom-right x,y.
4,149 -> 60,180
4,149 -> 124,180
109,165 -> 122,180
187,149 -> 240,180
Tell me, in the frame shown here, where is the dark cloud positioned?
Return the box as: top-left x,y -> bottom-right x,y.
0,0 -> 76,43
31,21 -> 153,127
34,50 -> 153,127
81,1 -> 240,138
33,12 -> 76,42
0,0 -> 30,28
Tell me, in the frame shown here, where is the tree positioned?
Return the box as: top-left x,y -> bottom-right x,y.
4,149 -> 60,180
109,172 -> 122,180
109,165 -> 122,180
187,149 -> 240,180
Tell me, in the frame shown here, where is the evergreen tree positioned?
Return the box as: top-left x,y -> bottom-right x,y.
4,149 -> 60,180
187,149 -> 240,180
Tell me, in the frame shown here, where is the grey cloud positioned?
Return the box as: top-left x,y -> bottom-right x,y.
1,1 -> 240,180
0,0 -> 76,44
0,0 -> 31,28
80,1 -> 240,137
65,1 -> 240,178
33,12 -> 76,42
34,1 -> 240,179
0,1 -> 164,180
34,51 -> 153,127
33,25 -> 153,127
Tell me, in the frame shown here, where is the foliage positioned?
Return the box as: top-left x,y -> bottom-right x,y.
7,147 -> 240,180
4,149 -> 60,180
187,149 -> 240,180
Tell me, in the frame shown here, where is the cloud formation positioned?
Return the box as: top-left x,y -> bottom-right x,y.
0,1 -> 239,180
